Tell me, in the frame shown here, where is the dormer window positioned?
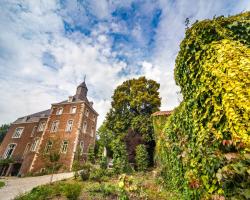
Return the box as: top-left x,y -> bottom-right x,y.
56,107 -> 63,115
71,106 -> 77,114
68,96 -> 74,102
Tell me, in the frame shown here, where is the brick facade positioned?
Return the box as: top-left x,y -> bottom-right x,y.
0,82 -> 98,176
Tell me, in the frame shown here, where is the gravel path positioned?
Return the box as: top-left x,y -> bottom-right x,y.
0,172 -> 74,200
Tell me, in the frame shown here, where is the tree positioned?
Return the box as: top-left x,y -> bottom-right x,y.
42,139 -> 62,182
87,144 -> 95,164
48,152 -> 60,184
98,76 -> 161,165
112,139 -> 130,174
0,124 -> 10,144
135,144 -> 149,171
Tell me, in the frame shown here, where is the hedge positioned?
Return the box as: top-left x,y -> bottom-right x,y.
154,12 -> 250,199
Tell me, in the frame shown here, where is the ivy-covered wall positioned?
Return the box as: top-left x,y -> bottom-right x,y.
155,12 -> 250,199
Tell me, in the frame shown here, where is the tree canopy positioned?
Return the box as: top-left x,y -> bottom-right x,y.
0,124 -> 10,144
98,76 -> 161,163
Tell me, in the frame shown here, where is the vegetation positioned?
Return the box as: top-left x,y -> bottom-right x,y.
15,181 -> 81,200
0,124 -> 10,144
112,139 -> 131,174
15,171 -> 180,200
79,162 -> 92,181
47,152 -> 61,183
0,181 -> 5,189
100,155 -> 108,169
87,145 -> 96,164
154,12 -> 250,199
135,144 -> 149,171
98,76 -> 161,166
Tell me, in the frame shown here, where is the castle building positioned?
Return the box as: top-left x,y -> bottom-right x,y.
0,81 -> 98,176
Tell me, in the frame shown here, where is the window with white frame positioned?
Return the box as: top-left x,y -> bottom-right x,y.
91,126 -> 95,137
61,140 -> 68,153
93,115 -> 96,122
30,138 -> 40,152
56,107 -> 63,115
79,141 -> 84,155
3,144 -> 16,159
71,106 -> 77,114
85,109 -> 89,117
23,143 -> 31,158
12,127 -> 24,138
66,120 -> 73,132
31,126 -> 37,137
82,121 -> 87,133
44,141 -> 53,154
38,122 -> 46,132
51,121 -> 59,132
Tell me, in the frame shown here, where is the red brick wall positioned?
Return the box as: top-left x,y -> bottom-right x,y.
0,101 -> 98,176
77,104 -> 97,161
31,102 -> 85,173
19,118 -> 48,175
0,121 -> 39,175
0,122 -> 38,158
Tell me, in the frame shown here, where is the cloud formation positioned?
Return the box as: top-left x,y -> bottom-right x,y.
0,0 -> 249,127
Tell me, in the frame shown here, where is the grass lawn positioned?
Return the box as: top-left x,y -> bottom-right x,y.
0,181 -> 5,189
15,170 -> 180,200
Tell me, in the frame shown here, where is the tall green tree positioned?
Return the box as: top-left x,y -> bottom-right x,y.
98,76 -> 161,164
0,124 -> 10,144
135,144 -> 149,172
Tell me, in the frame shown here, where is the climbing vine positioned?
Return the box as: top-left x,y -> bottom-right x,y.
154,12 -> 250,199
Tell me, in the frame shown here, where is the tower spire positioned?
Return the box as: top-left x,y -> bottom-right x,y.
84,74 -> 86,83
75,75 -> 88,100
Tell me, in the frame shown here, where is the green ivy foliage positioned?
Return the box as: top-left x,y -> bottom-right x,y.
155,12 -> 250,199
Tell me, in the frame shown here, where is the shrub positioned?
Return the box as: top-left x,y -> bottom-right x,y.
89,183 -> 117,198
60,183 -> 81,200
89,168 -> 107,182
112,139 -> 130,174
80,163 -> 92,181
87,145 -> 95,164
135,144 -> 149,171
154,12 -> 250,199
15,185 -> 54,200
100,155 -> 108,169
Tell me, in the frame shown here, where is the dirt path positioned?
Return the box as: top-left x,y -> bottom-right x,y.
0,172 -> 73,200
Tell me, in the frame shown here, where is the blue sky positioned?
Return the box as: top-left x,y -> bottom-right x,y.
0,0 -> 249,127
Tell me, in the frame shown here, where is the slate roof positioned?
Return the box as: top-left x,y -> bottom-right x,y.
13,109 -> 51,124
77,81 -> 88,89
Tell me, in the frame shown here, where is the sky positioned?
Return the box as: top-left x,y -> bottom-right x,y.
0,0 -> 249,128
